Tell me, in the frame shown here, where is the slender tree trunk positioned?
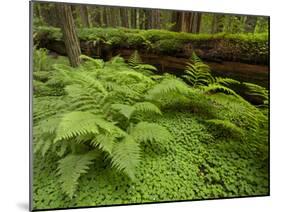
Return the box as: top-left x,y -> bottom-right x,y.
147,9 -> 161,29
120,8 -> 129,28
211,14 -> 224,33
130,8 -> 136,28
244,16 -> 258,33
79,5 -> 90,27
55,4 -> 81,67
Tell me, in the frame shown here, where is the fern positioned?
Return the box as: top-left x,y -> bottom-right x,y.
57,152 -> 99,198
128,50 -> 142,67
80,54 -> 104,69
146,78 -> 194,101
184,52 -> 214,87
54,112 -> 101,143
111,135 -> 141,180
203,83 -> 242,99
206,119 -> 244,137
91,134 -> 115,154
111,102 -> 162,120
243,82 -> 269,106
134,64 -> 157,71
130,122 -> 172,143
215,77 -> 240,86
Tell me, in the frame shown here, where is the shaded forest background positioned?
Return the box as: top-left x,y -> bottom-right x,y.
33,3 -> 268,34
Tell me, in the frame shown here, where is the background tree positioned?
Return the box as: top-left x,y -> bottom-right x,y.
55,4 -> 81,67
79,5 -> 90,27
244,16 -> 258,33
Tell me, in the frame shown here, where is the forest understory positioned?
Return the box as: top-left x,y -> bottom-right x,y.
32,2 -> 269,210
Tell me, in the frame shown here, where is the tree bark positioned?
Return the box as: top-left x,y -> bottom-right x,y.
79,5 -> 90,27
130,9 -> 136,28
120,8 -> 129,28
56,4 -> 81,67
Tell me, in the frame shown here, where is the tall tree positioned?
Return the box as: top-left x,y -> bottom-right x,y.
146,9 -> 161,29
79,5 -> 90,27
130,8 -> 137,28
211,14 -> 225,33
55,4 -> 81,67
244,16 -> 258,33
120,8 -> 129,28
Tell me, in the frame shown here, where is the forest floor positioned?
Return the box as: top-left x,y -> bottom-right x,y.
33,109 -> 268,209
32,54 -> 269,210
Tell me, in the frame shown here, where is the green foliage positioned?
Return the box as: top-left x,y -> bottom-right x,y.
184,52 -> 214,87
57,152 -> 98,198
33,55 -> 173,198
111,136 -> 141,180
34,26 -> 268,64
33,53 -> 268,205
33,47 -> 49,72
111,102 -> 162,120
146,77 -> 194,102
128,50 -> 143,67
205,119 -> 244,138
130,122 -> 172,143
243,82 -> 269,106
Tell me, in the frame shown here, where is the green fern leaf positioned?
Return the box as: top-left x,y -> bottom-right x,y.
57,152 -> 98,198
91,134 -> 115,154
146,78 -> 193,100
133,102 -> 162,115
128,50 -> 142,67
131,121 -> 172,143
55,112 -> 101,143
206,119 -> 244,137
111,104 -> 135,119
203,83 -> 242,99
111,135 -> 141,180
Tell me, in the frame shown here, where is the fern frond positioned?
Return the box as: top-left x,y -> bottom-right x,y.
111,104 -> 135,120
133,102 -> 162,115
206,119 -> 244,137
146,78 -> 193,101
243,82 -> 268,105
203,83 -> 242,99
111,135 -> 141,180
134,64 -> 157,71
215,77 -> 240,86
55,112 -> 101,143
128,50 -> 142,67
91,134 -> 115,154
184,52 -> 214,87
111,102 -> 162,120
130,121 -> 172,143
57,152 -> 98,198
80,54 -> 104,69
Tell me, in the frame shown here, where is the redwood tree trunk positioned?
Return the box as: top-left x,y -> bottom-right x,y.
79,5 -> 90,27
56,4 -> 81,67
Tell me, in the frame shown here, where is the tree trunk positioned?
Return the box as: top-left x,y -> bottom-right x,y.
147,9 -> 161,29
130,8 -> 136,28
56,4 -> 81,67
244,16 -> 258,33
120,8 -> 129,28
79,5 -> 90,27
211,14 -> 224,33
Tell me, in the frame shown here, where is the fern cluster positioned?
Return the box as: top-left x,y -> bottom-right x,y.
33,50 -> 268,199
33,53 -> 173,198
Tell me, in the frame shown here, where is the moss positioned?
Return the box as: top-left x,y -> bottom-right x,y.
33,111 -> 268,210
34,26 -> 268,60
